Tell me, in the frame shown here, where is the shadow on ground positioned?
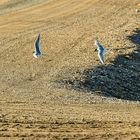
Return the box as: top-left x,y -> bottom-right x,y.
56,28 -> 140,101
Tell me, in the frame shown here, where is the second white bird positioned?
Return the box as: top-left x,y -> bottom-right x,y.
95,39 -> 105,64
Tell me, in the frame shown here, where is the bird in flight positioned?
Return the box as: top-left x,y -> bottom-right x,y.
95,39 -> 105,64
33,33 -> 41,58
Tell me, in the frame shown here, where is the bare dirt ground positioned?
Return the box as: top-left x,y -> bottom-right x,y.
0,0 -> 140,139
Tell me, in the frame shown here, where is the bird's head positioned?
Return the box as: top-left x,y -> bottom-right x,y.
95,39 -> 99,46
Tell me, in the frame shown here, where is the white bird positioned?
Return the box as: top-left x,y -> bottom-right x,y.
95,39 -> 105,64
33,33 -> 41,58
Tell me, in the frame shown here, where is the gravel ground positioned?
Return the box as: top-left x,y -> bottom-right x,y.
0,0 -> 140,139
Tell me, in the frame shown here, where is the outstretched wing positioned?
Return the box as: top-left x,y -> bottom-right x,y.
95,40 -> 104,52
99,44 -> 104,52
95,39 -> 105,64
34,33 -> 41,54
98,51 -> 104,64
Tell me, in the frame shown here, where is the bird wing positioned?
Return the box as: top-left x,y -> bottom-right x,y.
34,33 -> 41,54
95,40 -> 104,51
98,43 -> 104,52
95,40 -> 105,64
98,52 -> 104,64
98,44 -> 105,64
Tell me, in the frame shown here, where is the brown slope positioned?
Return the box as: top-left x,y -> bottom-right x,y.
0,0 -> 140,139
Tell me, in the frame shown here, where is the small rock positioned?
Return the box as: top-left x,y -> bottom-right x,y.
136,9 -> 140,13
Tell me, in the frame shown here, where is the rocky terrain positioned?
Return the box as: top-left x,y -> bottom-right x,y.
0,0 -> 140,139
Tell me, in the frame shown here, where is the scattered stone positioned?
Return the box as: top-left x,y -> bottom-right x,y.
136,9 -> 140,13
